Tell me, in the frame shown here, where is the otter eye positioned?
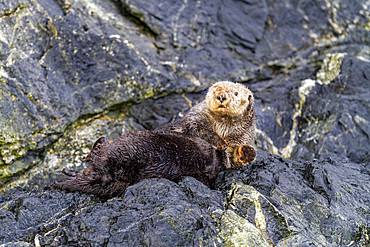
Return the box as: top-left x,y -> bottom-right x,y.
234,92 -> 238,96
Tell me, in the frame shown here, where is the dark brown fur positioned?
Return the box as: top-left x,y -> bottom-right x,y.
45,130 -> 227,197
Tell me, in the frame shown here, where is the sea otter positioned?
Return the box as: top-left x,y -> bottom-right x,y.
156,81 -> 256,168
45,130 -> 227,197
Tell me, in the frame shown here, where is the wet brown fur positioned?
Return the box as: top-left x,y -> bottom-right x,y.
156,81 -> 256,168
45,130 -> 227,197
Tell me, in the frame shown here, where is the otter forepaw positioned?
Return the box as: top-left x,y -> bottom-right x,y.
212,143 -> 228,151
212,139 -> 228,151
237,145 -> 256,163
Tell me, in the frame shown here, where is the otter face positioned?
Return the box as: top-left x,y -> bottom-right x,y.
206,81 -> 253,116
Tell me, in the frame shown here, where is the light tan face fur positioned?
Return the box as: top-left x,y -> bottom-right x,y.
206,81 -> 253,117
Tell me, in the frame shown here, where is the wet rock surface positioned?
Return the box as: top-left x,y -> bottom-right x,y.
0,0 -> 369,246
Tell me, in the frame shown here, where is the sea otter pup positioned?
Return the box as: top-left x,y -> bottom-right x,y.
45,130 -> 227,197
156,81 -> 256,168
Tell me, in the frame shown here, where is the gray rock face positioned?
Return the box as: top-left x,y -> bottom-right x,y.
0,0 -> 369,246
0,152 -> 368,246
297,55 -> 370,163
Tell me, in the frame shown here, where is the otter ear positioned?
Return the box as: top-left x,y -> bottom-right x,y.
247,94 -> 253,105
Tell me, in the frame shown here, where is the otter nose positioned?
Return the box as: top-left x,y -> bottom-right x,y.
217,94 -> 227,103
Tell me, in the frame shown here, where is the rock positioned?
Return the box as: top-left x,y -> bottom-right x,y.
241,152 -> 370,246
1,0 -> 369,180
295,55 -> 370,163
0,0 -> 369,246
1,152 -> 369,246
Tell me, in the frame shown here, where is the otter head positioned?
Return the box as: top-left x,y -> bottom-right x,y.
206,81 -> 253,117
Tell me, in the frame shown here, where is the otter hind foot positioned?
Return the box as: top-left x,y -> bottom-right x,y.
237,145 -> 256,164
44,176 -> 91,191
62,168 -> 79,177
44,174 -> 128,198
